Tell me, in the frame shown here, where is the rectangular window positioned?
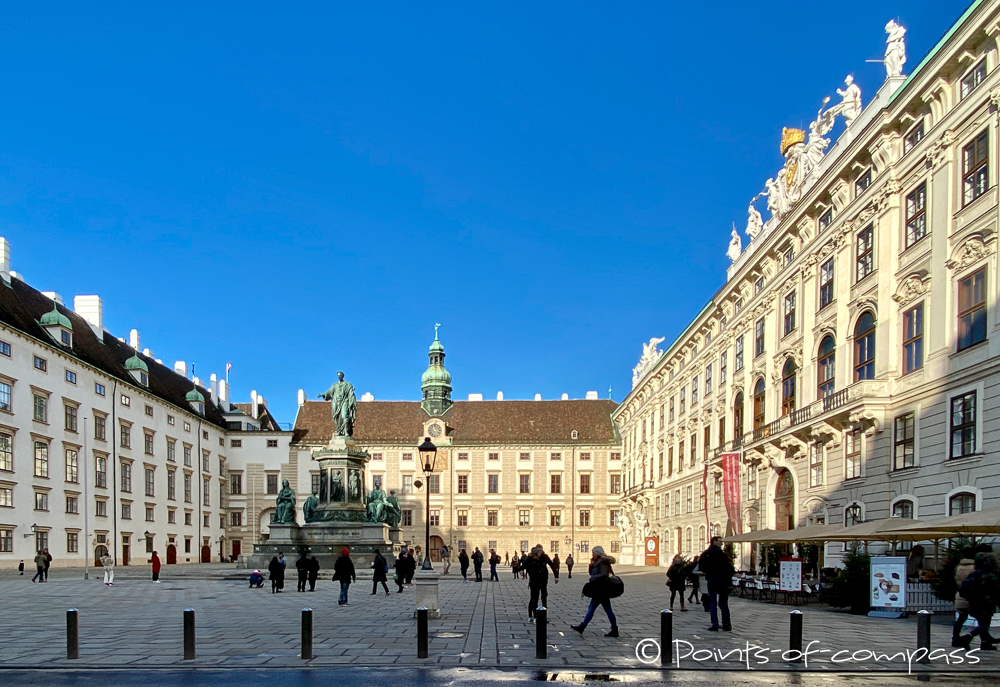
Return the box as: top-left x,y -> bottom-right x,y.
429,510 -> 440,527
61,404 -> 77,432
579,474 -> 591,494
0,340 -> 8,357
958,268 -> 987,351
685,486 -> 693,513
735,335 -> 744,371
311,473 -> 320,496
168,471 -> 176,500
550,509 -> 561,526
402,475 -> 413,494
719,351 -> 727,386
203,478 -> 211,506
893,413 -> 915,470
550,474 -> 562,494
0,381 -> 10,413
120,395 -> 130,408
550,452 -> 561,461
184,474 -> 192,502
809,444 -> 823,487
184,446 -> 192,466
95,456 -> 107,488
580,452 -> 591,461
714,480 -> 721,508
34,355 -> 47,372
691,375 -> 698,405
783,291 -> 796,335
402,452 -> 413,461
754,318 -> 765,357
168,509 -> 176,524
669,397 -> 675,421
66,531 -> 79,553
121,502 -> 131,520
95,415 -> 106,441
680,388 -> 686,413
0,433 -> 11,472
856,225 -> 873,281
184,512 -> 192,526
145,468 -> 155,497
458,452 -> 469,461
705,365 -> 712,396
579,510 -> 591,527
65,448 -> 78,483
33,394 -> 47,423
120,424 -> 131,449
266,439 -> 278,448
145,506 -> 154,522
65,495 -> 78,513
855,168 -> 871,196
519,474 -> 530,493
690,433 -> 698,467
144,432 -> 154,455
230,439 -> 243,448
230,511 -> 243,527
519,452 -> 530,461
904,121 -> 924,154
487,474 -> 499,494
402,510 -> 413,527
120,462 -> 131,492
488,452 -> 499,461
819,259 -> 834,309
783,245 -> 795,266
487,510 -> 498,527
845,430 -> 862,479
95,499 -> 106,517
519,510 -> 530,527
95,383 -> 105,396
265,474 -> 278,494
427,474 -> 440,494
819,208 -> 833,232
754,277 -> 765,295
961,60 -> 987,100
951,391 -> 977,459
963,130 -> 989,206
903,303 -> 924,374
457,474 -> 468,493
610,474 -> 621,494
34,441 -> 49,477
905,183 -> 927,248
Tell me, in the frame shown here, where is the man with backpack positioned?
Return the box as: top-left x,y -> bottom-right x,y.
698,536 -> 734,632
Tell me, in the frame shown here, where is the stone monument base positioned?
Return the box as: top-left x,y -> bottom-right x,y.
248,521 -> 395,571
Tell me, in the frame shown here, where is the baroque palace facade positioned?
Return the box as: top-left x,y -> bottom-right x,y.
616,0 -> 1000,568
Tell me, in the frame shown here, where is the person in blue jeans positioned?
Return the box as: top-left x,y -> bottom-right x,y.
332,548 -> 356,606
571,546 -> 619,637
698,536 -> 734,631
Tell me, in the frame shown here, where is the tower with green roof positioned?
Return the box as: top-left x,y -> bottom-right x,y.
421,323 -> 452,417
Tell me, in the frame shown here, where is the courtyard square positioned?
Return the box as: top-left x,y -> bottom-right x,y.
0,564 -> 991,673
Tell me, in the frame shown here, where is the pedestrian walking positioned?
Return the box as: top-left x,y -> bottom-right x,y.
307,555 -> 320,591
511,554 -> 520,578
472,547 -> 484,581
371,549 -> 390,596
504,551 -> 510,566
31,550 -> 46,583
518,544 -> 559,622
685,555 -> 701,604
953,558 -> 976,647
333,548 -> 356,606
296,551 -> 309,592
268,554 -> 285,594
666,554 -> 688,611
18,560 -> 24,575
101,554 -> 115,586
43,549 -> 52,581
459,548 -> 470,583
552,553 -> 561,579
441,544 -> 451,574
151,550 -> 162,583
699,536 -> 734,632
571,546 -> 619,637
566,553 -> 574,579
489,549 -> 501,582
393,551 -> 406,593
956,552 -> 1000,650
405,548 -> 416,585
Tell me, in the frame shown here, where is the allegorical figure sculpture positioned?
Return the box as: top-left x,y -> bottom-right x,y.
884,20 -> 906,78
303,491 -> 320,523
385,490 -> 402,529
349,470 -> 362,502
727,226 -> 742,262
273,479 -> 296,524
330,470 -> 345,502
366,477 -> 388,523
745,201 -> 763,240
318,371 -> 357,437
831,75 -> 862,127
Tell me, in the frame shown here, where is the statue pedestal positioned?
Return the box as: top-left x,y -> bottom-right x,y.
413,568 -> 442,619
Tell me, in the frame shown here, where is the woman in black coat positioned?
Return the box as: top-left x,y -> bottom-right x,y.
332,549 -> 356,606
393,552 -> 406,593
458,549 -> 470,583
666,554 -> 688,611
267,555 -> 285,594
371,549 -> 390,596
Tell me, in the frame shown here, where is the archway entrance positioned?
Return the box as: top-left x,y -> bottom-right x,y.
200,545 -> 211,563
94,545 -> 109,566
166,544 -> 177,564
429,536 -> 444,561
774,469 -> 795,531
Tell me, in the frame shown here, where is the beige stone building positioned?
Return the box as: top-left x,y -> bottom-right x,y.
616,1 -> 1000,568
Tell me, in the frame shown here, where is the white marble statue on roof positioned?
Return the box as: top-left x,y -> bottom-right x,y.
632,336 -> 666,388
745,201 -> 763,241
884,20 -> 906,78
727,225 -> 743,262
830,75 -> 862,127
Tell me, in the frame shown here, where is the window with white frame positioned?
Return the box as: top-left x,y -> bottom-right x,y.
960,60 -> 987,100
903,120 -> 924,154
905,183 -> 926,249
809,444 -> 823,487
950,391 -> 977,459
845,429 -> 862,479
893,412 -> 915,470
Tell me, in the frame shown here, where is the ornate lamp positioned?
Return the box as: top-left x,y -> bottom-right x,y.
417,437 -> 437,570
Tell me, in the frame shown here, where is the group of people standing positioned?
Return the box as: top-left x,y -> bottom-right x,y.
665,536 -> 734,632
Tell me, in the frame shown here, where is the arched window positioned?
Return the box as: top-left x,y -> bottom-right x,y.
949,492 -> 976,516
854,312 -> 876,381
753,379 -> 766,429
781,359 -> 797,415
733,392 -> 745,441
818,336 -> 836,398
675,527 -> 682,555
698,525 -> 706,549
845,502 -> 863,526
892,499 -> 914,519
684,527 -> 693,553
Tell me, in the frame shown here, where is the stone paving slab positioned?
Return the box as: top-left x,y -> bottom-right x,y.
0,565 -> 994,672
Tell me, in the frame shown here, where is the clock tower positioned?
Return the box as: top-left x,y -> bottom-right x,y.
420,324 -> 453,417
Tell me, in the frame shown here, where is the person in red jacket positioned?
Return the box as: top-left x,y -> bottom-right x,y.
151,551 -> 162,583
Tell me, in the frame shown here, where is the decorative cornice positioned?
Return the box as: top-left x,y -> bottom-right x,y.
892,272 -> 931,306
925,129 -> 956,170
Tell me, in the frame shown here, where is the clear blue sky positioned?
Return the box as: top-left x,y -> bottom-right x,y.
0,1 -> 971,424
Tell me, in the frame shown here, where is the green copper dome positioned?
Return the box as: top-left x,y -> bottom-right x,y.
124,353 -> 149,373
421,325 -> 452,417
421,362 -> 452,385
185,388 -> 205,403
39,306 -> 72,330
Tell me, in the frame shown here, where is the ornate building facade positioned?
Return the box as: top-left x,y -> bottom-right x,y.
615,0 -> 1000,567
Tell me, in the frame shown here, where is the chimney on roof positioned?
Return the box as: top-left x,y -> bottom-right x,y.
174,361 -> 187,378
155,359 -> 162,364
534,394 -> 542,401
193,376 -> 201,389
42,292 -> 63,305
297,389 -> 306,406
360,392 -> 374,402
219,380 -> 229,404
0,237 -> 10,285
129,329 -> 140,350
250,390 -> 258,419
209,374 -> 218,404
496,391 -> 504,401
142,348 -> 153,358
468,393 -> 483,401
585,391 -> 599,400
561,393 -> 569,400
73,295 -> 104,336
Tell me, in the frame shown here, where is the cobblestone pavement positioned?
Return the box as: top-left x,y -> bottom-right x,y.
0,564 -> 994,672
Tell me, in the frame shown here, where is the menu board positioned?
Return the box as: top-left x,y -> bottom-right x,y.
870,556 -> 907,609
779,558 -> 802,592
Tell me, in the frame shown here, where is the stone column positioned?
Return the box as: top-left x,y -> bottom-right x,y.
413,568 -> 442,619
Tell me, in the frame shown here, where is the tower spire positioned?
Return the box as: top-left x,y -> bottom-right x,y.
421,324 -> 452,416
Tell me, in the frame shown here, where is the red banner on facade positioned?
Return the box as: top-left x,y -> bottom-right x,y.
721,452 -> 742,535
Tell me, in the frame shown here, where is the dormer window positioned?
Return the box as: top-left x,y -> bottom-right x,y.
39,305 -> 73,349
185,388 -> 206,415
124,353 -> 149,387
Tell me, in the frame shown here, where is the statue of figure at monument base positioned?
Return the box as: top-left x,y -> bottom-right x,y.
366,477 -> 388,523
318,371 -> 357,437
385,490 -> 402,529
273,479 -> 296,524
303,491 -> 320,523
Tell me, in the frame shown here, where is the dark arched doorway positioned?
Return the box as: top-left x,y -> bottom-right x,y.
166,544 -> 177,564
774,469 -> 795,531
94,545 -> 109,566
429,536 -> 444,561
200,545 -> 211,563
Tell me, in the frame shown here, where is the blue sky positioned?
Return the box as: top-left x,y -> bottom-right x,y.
0,1 -> 971,424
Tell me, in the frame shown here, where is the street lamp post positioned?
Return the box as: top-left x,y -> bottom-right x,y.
418,437 -> 438,571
